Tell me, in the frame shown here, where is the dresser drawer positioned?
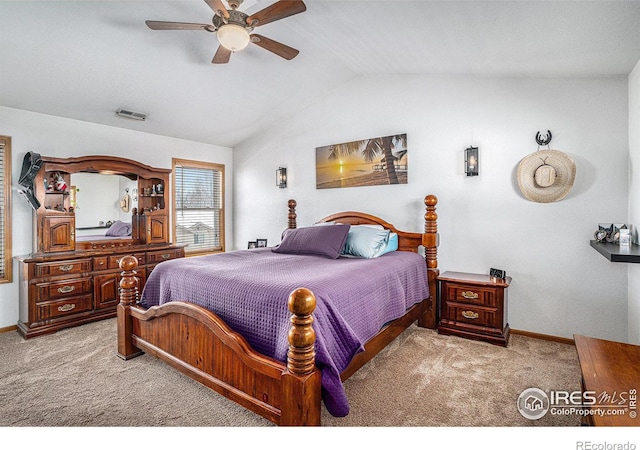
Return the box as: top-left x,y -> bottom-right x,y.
35,278 -> 93,301
147,249 -> 183,264
442,302 -> 500,329
92,256 -> 109,271
108,253 -> 145,269
34,259 -> 92,278
35,295 -> 93,321
442,282 -> 499,307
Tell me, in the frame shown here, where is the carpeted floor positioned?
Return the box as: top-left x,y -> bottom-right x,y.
0,318 -> 581,427
0,319 -> 580,427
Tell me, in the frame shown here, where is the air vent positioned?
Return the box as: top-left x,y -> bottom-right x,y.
115,108 -> 147,121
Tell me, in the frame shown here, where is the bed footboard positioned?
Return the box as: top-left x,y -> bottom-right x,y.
117,256 -> 321,426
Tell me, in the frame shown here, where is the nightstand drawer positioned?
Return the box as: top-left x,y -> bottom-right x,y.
442,283 -> 498,307
443,302 -> 500,328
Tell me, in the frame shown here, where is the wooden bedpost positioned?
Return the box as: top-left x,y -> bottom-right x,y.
281,288 -> 321,426
117,255 -> 143,360
420,194 -> 439,329
424,194 -> 438,269
288,199 -> 297,229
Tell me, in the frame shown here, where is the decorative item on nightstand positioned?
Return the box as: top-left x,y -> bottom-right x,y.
489,268 -> 506,281
464,146 -> 478,176
276,167 -> 287,188
438,271 -> 511,346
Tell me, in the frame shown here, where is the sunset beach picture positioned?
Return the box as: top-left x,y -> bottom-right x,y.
315,133 -> 408,189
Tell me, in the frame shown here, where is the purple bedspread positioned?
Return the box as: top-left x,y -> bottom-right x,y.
140,248 -> 430,417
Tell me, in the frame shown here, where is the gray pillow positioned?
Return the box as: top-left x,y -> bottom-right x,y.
105,220 -> 132,237
272,223 -> 351,259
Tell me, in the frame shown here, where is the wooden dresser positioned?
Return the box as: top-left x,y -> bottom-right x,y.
15,155 -> 186,338
437,271 -> 511,346
16,244 -> 184,338
574,334 -> 639,426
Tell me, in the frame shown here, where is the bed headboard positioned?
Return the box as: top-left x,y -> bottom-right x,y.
286,195 -> 438,269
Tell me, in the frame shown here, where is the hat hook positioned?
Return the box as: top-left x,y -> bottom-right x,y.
535,130 -> 552,150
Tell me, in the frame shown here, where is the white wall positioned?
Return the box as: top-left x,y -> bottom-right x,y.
629,61 -> 640,344
0,106 -> 233,329
233,76 -> 629,342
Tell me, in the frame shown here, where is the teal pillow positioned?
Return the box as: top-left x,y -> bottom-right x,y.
380,232 -> 398,255
342,226 -> 390,258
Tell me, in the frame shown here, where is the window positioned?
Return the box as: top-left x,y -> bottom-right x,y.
0,136 -> 11,283
173,159 -> 225,255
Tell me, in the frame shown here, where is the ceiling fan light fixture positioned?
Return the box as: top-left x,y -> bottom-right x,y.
217,24 -> 250,52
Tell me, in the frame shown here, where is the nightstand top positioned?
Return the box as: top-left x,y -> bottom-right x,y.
438,271 -> 511,287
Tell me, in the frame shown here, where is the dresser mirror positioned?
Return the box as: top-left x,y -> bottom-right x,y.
31,155 -> 171,253
71,172 -> 138,239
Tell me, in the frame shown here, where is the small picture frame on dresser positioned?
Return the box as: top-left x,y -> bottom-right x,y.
256,239 -> 268,248
248,241 -> 257,249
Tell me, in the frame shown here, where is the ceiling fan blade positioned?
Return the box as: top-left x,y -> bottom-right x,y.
212,45 -> 232,64
204,0 -> 230,20
246,0 -> 306,27
250,34 -> 299,60
146,21 -> 215,31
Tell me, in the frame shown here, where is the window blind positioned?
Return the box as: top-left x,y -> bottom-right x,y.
174,162 -> 224,254
0,138 -> 10,282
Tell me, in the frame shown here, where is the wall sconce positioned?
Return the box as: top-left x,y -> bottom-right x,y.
276,167 -> 287,188
465,146 -> 479,176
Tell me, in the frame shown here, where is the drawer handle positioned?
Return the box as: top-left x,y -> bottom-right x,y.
462,310 -> 479,320
57,304 -> 75,312
161,253 -> 170,259
461,291 -> 479,300
59,264 -> 74,272
57,285 -> 75,294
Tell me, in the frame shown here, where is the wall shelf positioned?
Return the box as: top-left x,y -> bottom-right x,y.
590,240 -> 640,263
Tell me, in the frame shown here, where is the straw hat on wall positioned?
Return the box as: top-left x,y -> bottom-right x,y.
517,149 -> 576,203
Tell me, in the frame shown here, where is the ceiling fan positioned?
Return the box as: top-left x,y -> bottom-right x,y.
145,0 -> 306,64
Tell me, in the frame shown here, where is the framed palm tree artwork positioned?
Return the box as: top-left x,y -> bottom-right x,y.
315,133 -> 408,189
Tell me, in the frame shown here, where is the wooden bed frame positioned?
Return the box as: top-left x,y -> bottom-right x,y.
116,194 -> 439,426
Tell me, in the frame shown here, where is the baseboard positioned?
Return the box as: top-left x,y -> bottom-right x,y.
510,328 -> 574,345
0,324 -> 18,334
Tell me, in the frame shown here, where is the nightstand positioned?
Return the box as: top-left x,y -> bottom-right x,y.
437,271 -> 511,346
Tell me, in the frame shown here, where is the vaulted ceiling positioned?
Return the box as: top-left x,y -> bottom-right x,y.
1,0 -> 640,148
